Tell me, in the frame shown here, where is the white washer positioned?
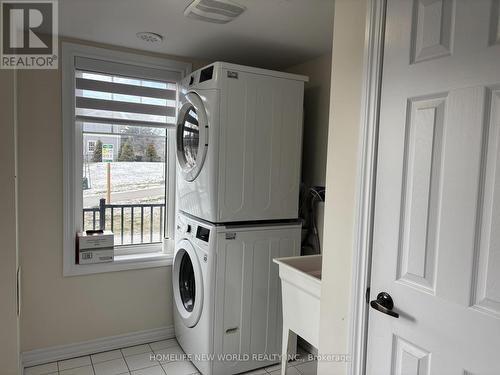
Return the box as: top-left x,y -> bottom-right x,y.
176,62 -> 308,223
173,212 -> 301,375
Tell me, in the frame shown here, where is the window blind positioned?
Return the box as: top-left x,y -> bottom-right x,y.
74,57 -> 179,128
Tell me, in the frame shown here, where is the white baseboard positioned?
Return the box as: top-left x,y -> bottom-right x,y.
22,326 -> 174,368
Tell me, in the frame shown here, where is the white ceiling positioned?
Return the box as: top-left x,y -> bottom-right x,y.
60,0 -> 334,69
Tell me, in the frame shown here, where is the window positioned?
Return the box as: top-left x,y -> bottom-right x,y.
63,43 -> 191,276
78,71 -> 173,248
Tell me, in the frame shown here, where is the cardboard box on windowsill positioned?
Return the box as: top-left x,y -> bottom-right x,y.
78,248 -> 114,264
76,230 -> 114,264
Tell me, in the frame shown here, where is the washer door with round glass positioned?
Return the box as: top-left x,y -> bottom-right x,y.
176,92 -> 208,182
173,239 -> 204,328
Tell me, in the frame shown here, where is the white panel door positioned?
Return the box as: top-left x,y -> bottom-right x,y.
366,1 -> 500,374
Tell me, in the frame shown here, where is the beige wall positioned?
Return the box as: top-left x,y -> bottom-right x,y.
15,34 -> 340,355
318,0 -> 368,374
286,54 -> 332,187
0,69 -> 21,374
18,39 -> 206,351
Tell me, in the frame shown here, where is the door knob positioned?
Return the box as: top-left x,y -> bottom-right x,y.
370,292 -> 399,318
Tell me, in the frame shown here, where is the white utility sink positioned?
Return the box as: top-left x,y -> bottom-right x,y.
273,255 -> 322,374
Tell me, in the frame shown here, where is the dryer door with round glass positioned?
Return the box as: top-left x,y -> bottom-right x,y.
173,239 -> 204,328
176,92 -> 208,182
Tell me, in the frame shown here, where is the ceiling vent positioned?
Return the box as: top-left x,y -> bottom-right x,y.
136,32 -> 164,43
184,0 -> 246,24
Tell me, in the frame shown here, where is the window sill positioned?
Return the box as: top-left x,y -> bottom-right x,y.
63,251 -> 173,277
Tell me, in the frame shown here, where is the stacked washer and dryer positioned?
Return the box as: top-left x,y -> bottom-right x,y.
173,62 -> 308,375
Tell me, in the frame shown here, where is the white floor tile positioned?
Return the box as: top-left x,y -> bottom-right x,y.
149,339 -> 178,352
122,344 -> 152,357
125,351 -> 159,371
264,363 -> 293,373
241,368 -> 268,374
24,362 -> 59,375
264,364 -> 279,372
267,366 -> 302,375
60,365 -> 95,375
59,356 -> 92,370
92,350 -> 123,364
131,365 -> 166,375
294,361 -> 317,375
24,340 -> 312,375
93,358 -> 129,375
161,360 -> 199,375
155,345 -> 185,363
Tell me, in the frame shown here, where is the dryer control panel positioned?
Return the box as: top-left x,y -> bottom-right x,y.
196,226 -> 210,242
186,65 -> 214,87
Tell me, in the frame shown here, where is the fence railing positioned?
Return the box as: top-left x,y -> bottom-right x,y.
83,198 -> 165,245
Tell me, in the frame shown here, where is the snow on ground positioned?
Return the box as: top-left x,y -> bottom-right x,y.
82,162 -> 167,244
83,162 -> 165,206
84,162 -> 165,194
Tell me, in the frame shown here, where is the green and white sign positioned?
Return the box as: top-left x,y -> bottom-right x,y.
102,144 -> 114,163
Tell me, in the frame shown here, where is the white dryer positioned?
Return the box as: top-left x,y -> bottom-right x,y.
172,212 -> 301,375
176,62 -> 308,223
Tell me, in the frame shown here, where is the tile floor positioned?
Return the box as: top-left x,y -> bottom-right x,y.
24,339 -> 318,375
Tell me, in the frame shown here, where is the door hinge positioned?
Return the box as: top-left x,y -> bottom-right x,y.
365,287 -> 370,304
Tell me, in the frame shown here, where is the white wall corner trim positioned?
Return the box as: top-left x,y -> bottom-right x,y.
348,1 -> 386,375
22,326 -> 175,368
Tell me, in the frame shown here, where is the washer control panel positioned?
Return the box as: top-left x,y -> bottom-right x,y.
176,214 -> 211,244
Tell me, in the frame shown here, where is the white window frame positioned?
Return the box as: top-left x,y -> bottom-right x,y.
62,42 -> 191,276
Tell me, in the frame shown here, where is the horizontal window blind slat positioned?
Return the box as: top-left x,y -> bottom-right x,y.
76,78 -> 176,100
75,56 -> 182,83
76,115 -> 176,128
76,97 -> 176,117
